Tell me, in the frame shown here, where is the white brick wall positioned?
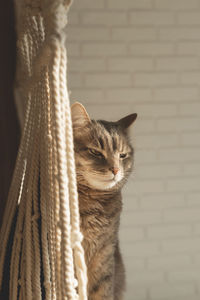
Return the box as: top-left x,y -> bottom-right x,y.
67,0 -> 200,299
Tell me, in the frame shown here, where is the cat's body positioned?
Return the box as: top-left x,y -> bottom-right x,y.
78,185 -> 124,300
71,103 -> 137,300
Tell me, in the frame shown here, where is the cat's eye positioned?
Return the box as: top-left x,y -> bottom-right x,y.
88,148 -> 103,157
120,153 -> 127,159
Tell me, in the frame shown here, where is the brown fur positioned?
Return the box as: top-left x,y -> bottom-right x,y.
71,103 -> 137,300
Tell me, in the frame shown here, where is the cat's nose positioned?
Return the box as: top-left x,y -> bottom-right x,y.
110,167 -> 119,175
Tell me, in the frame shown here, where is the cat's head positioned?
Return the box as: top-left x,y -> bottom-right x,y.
71,102 -> 137,191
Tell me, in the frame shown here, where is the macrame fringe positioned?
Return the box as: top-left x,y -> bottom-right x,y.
0,0 -> 88,299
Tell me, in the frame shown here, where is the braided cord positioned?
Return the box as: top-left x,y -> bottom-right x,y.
0,1 -> 88,299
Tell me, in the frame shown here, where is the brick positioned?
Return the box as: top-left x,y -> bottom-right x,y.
134,180 -> 165,194
168,268 -> 200,282
72,0 -> 105,10
157,118 -> 200,132
68,12 -> 79,25
140,194 -> 185,210
69,58 -> 106,71
184,163 -> 200,176
162,238 -> 200,254
155,0 -> 199,10
120,227 -> 145,242
85,73 -> 132,88
196,285 -> 200,297
125,287 -> 146,300
107,0 -> 152,10
112,28 -> 157,41
124,242 -> 160,258
194,224 -> 200,235
136,149 -> 157,164
177,42 -> 200,55
67,43 -> 80,57
159,148 -> 200,162
148,255 -> 192,270
122,210 -> 162,226
164,208 -> 200,222
150,283 -> 196,299
130,12 -> 175,25
147,224 -> 192,239
176,297 -> 200,300
159,27 -> 200,41
85,104 -> 134,120
183,162 -> 200,176
187,193 -> 200,205
123,178 -> 139,196
81,42 -> 127,56
154,87 -> 199,101
180,103 -> 200,116
181,133 -> 200,146
136,134 -> 178,149
106,88 -> 152,103
167,178 -> 200,192
131,270 -> 164,286
156,57 -> 199,71
108,57 -> 154,71
134,104 -> 177,117
68,73 -> 83,88
122,183 -> 137,197
68,28 -> 110,41
134,118 -> 155,134
122,196 -> 139,212
81,12 -> 127,26
134,73 -> 177,87
123,258 -> 145,271
181,72 -> 200,85
137,164 -> 181,179
193,253 -> 200,267
70,90 -> 104,103
178,12 -> 200,25
130,43 -> 174,56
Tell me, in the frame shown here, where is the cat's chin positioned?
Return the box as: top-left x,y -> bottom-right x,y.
84,175 -> 122,191
88,180 -> 117,191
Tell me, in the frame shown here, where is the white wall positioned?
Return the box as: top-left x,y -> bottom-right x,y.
67,1 -> 200,299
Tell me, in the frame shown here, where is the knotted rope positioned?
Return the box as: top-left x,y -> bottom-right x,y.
0,0 -> 88,299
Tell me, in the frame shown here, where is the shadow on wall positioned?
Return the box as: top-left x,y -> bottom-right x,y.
0,0 -> 20,229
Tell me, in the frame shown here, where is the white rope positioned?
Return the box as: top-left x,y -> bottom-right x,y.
0,0 -> 88,299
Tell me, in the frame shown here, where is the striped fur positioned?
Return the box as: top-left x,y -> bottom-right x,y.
71,103 -> 137,300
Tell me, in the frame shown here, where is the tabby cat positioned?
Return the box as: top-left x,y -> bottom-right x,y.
71,102 -> 137,300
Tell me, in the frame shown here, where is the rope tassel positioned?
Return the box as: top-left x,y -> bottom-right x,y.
0,0 -> 88,299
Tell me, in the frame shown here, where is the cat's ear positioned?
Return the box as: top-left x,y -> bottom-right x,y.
117,113 -> 137,130
71,102 -> 91,127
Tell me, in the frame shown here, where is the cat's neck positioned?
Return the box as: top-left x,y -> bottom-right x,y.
77,182 -> 122,218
